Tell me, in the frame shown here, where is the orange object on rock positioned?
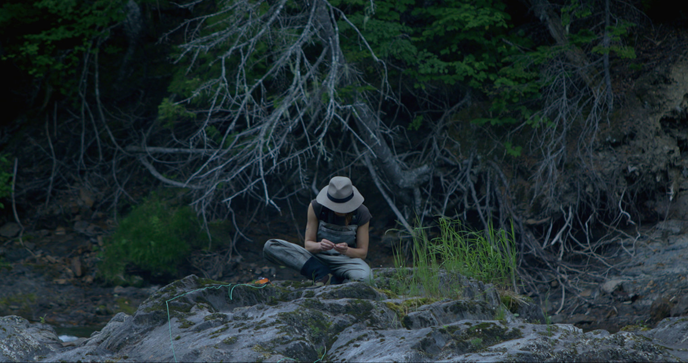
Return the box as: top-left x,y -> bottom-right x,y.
254,277 -> 270,285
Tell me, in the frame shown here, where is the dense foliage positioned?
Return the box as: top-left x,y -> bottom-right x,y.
334,0 -> 539,126
0,0 -> 128,98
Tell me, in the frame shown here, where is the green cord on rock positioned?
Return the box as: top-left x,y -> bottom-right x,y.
166,282 -> 268,363
314,347 -> 327,363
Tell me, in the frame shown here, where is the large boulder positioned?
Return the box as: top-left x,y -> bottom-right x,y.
0,316 -> 64,362
631,316 -> 688,362
0,269 -> 684,362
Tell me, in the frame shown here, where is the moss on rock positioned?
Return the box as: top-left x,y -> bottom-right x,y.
278,309 -> 333,347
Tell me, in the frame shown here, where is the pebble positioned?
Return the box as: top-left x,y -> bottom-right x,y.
73,221 -> 89,233
0,223 -> 20,238
600,279 -> 625,294
58,335 -> 79,342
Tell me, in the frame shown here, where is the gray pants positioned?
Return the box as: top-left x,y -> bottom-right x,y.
263,239 -> 373,282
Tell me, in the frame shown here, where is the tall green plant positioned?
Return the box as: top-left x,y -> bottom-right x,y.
392,218 -> 518,298
434,218 -> 517,289
392,225 -> 441,297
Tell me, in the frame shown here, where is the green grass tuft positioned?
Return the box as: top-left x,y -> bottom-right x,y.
391,217 -> 518,298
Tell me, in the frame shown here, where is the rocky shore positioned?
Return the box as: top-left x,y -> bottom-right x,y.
549,219 -> 688,333
2,269 -> 688,362
5,219 -> 688,361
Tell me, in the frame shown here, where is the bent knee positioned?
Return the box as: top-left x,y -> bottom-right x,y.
262,239 -> 286,262
263,239 -> 282,252
347,266 -> 373,282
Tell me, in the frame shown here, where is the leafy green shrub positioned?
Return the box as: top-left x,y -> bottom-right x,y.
392,218 -> 518,298
98,195 -> 204,285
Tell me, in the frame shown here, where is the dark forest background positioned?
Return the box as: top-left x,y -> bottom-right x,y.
1,0 -> 688,291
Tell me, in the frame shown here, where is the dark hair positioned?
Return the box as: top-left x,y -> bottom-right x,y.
345,212 -> 354,225
320,205 -> 355,225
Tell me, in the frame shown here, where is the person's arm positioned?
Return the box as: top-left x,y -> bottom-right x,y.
304,203 -> 335,253
333,221 -> 369,259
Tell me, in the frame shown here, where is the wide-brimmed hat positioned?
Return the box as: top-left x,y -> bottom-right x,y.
316,176 -> 364,213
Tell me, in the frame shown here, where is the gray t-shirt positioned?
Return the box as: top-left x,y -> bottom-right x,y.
311,199 -> 372,227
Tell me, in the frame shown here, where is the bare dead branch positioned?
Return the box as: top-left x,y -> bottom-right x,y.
125,146 -> 221,155
138,156 -> 204,189
361,147 -> 414,236
45,112 -> 57,210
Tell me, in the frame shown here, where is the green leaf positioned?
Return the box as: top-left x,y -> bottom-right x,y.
158,98 -> 196,127
408,115 -> 424,131
504,142 -> 522,157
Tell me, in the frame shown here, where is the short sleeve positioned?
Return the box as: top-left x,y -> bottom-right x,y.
355,204 -> 372,226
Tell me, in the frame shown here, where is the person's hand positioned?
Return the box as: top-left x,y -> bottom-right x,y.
319,239 -> 335,252
334,243 -> 348,254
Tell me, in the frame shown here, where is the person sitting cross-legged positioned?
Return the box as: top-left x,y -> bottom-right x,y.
263,176 -> 373,285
